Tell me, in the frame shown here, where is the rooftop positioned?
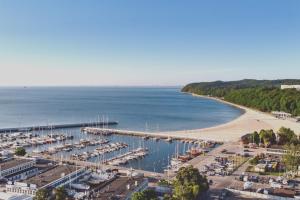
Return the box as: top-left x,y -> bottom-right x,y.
91,177 -> 147,200
0,158 -> 34,171
24,165 -> 78,188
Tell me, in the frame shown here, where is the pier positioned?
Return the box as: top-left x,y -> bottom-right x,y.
42,155 -> 165,179
0,121 -> 118,133
82,127 -> 205,141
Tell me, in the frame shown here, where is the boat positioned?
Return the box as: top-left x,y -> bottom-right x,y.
71,183 -> 90,190
88,179 -> 103,185
178,154 -> 191,162
190,148 -> 201,157
78,174 -> 91,182
243,181 -> 253,190
165,137 -> 172,143
63,147 -> 72,152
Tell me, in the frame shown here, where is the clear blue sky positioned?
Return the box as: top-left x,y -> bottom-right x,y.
0,0 -> 299,86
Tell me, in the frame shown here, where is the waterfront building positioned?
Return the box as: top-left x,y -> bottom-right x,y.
6,165 -> 86,196
0,158 -> 36,181
281,85 -> 300,90
271,111 -> 292,119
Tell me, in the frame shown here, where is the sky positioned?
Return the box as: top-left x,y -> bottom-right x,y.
0,0 -> 299,86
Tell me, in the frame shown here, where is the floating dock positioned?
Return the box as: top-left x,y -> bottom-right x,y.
0,121 -> 118,133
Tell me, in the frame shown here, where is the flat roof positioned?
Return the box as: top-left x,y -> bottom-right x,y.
6,166 -> 37,179
25,165 -> 78,188
0,159 -> 34,171
93,177 -> 146,200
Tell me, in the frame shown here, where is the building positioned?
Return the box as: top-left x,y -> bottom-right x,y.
0,192 -> 32,200
6,165 -> 86,196
254,163 -> 267,173
91,176 -> 148,200
271,111 -> 292,119
281,85 -> 300,90
0,159 -> 37,181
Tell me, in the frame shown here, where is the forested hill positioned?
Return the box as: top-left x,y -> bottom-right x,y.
182,79 -> 300,116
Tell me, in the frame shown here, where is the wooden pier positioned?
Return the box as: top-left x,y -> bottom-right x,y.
0,121 -> 118,133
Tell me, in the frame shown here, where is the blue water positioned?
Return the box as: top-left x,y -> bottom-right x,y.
0,87 -> 242,131
0,87 -> 243,172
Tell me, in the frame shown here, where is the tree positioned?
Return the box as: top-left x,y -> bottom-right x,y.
33,189 -> 50,200
259,129 -> 276,146
53,187 -> 67,200
132,189 -> 158,200
182,80 -> 300,116
173,166 -> 209,200
277,127 -> 298,145
283,144 -> 300,174
250,131 -> 260,144
15,147 -> 26,156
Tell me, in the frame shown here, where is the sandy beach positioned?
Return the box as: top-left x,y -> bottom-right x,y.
160,93 -> 300,142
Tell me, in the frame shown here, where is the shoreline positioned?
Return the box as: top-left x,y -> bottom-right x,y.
158,92 -> 300,142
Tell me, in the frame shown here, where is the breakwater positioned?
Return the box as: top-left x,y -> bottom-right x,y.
0,121 -> 118,133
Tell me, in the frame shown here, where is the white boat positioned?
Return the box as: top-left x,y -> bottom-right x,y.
78,175 -> 91,182
243,181 -> 253,190
71,183 -> 90,190
88,179 -> 103,185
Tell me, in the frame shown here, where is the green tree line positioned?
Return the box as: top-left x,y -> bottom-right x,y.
182,80 -> 300,116
242,127 -> 299,146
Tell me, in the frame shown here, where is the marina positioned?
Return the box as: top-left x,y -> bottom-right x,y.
1,125 -> 220,173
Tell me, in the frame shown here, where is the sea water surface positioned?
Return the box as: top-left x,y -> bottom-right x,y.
0,87 -> 243,172
0,87 -> 242,130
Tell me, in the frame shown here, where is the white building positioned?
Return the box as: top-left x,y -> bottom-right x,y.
281,85 -> 300,90
6,165 -> 86,196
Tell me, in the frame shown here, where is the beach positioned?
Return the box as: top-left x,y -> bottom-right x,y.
160,93 -> 300,142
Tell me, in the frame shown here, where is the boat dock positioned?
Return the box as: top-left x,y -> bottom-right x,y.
0,121 -> 118,133
43,155 -> 165,179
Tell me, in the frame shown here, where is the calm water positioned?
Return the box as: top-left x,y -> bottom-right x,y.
0,87 -> 242,172
0,87 -> 242,131
25,128 -> 197,173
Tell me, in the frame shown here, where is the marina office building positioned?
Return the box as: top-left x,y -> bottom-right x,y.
6,165 -> 86,196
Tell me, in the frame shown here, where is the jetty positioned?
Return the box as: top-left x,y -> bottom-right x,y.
0,121 -> 118,133
82,127 -> 204,141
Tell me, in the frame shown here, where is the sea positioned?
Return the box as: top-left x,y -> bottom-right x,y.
0,87 -> 243,172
